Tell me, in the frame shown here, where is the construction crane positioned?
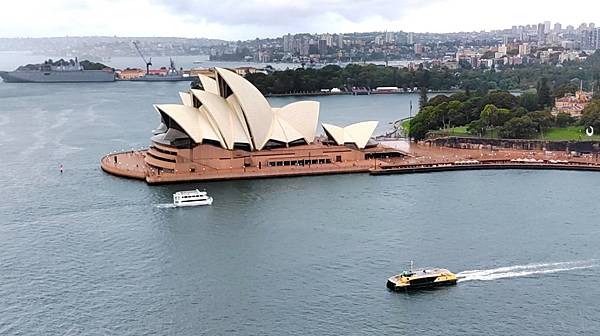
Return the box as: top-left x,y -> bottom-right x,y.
132,41 -> 152,74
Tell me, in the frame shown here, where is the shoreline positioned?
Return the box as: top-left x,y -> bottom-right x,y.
101,144 -> 600,184
265,90 -> 462,97
371,160 -> 600,175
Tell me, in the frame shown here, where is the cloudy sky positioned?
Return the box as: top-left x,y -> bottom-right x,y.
1,0 -> 598,40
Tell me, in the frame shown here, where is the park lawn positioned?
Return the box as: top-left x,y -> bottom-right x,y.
540,127 -> 600,141
445,126 -> 496,137
442,126 -> 600,141
430,126 -> 473,137
447,126 -> 469,136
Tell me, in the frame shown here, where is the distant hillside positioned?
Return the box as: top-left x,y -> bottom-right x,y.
0,36 -> 227,57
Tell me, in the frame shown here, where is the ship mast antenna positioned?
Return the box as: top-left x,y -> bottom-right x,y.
132,41 -> 152,75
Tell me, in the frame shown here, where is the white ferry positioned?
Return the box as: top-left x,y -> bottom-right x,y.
173,189 -> 213,207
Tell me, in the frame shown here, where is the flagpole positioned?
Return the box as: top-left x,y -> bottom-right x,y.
408,99 -> 413,141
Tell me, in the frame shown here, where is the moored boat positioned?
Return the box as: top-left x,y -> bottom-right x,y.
0,58 -> 115,83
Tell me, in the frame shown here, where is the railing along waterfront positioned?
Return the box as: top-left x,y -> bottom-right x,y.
370,158 -> 600,175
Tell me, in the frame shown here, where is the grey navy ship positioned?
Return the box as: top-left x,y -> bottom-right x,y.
0,58 -> 115,83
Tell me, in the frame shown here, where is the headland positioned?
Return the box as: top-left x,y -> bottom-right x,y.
100,67 -> 600,184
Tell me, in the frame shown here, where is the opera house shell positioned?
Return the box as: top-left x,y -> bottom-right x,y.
101,67 -> 405,184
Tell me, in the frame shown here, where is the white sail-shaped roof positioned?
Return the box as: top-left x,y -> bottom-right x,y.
322,121 -> 378,149
191,89 -> 251,149
226,95 -> 254,150
345,121 -> 378,149
198,105 -> 226,146
178,91 -> 193,107
321,123 -> 345,145
154,104 -> 223,146
269,115 -> 305,144
215,67 -> 274,150
198,74 -> 219,95
276,101 -> 320,143
152,68 -> 377,152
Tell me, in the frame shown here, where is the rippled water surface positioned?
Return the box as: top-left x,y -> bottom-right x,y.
1,82 -> 600,335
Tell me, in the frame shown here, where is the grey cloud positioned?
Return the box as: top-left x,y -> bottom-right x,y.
151,0 -> 434,30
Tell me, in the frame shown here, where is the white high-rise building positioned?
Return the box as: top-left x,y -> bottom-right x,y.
384,31 -> 394,44
554,22 -> 562,33
537,23 -> 546,44
337,34 -> 344,48
282,34 -> 293,53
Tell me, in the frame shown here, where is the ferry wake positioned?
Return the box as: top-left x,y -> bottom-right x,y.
457,260 -> 598,282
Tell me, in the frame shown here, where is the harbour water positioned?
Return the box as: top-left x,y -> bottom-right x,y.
1,81 -> 600,335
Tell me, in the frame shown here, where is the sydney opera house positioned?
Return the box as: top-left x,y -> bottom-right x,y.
101,67 -> 406,184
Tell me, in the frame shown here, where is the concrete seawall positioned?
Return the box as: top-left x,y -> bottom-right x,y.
428,136 -> 600,153
100,150 -> 375,184
371,161 -> 600,175
101,148 -> 600,185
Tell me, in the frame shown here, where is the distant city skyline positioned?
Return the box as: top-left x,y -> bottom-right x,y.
2,0 -> 600,40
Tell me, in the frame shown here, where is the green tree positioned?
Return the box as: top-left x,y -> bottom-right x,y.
447,100 -> 466,126
482,91 -> 520,110
537,77 -> 553,108
449,92 -> 469,102
527,110 -> 554,133
80,60 -> 110,70
555,112 -> 575,128
458,59 -> 472,70
419,86 -> 428,111
519,92 -> 539,112
427,94 -> 451,107
499,116 -> 538,139
480,104 -> 512,128
467,119 -> 485,136
553,83 -> 578,99
462,97 -> 484,122
409,106 -> 436,140
433,102 -> 450,129
513,107 -> 529,117
580,100 -> 600,129
480,104 -> 498,128
496,108 -> 513,126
